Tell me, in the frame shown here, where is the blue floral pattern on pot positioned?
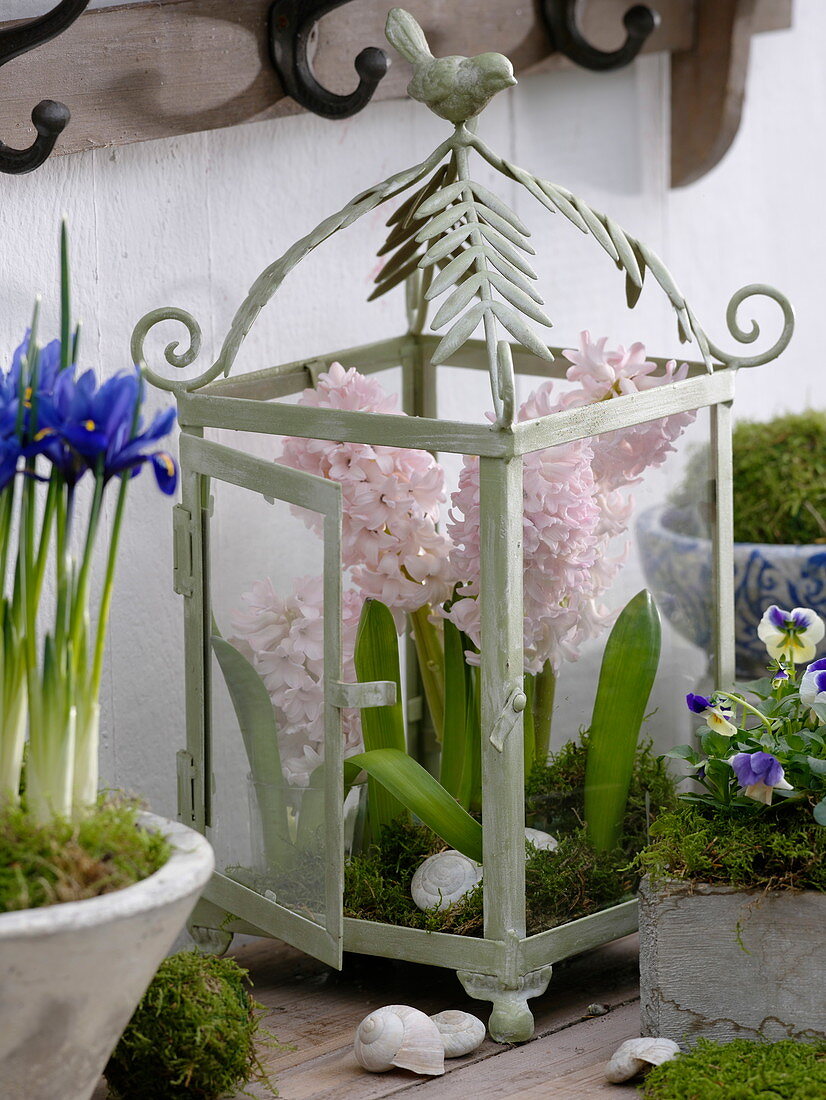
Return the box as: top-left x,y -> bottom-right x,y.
636,505 -> 826,676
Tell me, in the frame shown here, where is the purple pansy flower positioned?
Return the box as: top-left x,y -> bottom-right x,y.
771,667 -> 790,689
729,750 -> 793,805
757,605 -> 825,665
685,692 -> 737,737
800,657 -> 826,709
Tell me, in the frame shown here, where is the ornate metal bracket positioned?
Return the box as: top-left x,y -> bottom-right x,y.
0,0 -> 89,175
540,0 -> 659,72
269,0 -> 389,120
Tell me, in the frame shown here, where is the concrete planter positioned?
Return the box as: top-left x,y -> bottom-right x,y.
0,812 -> 214,1100
639,876 -> 826,1045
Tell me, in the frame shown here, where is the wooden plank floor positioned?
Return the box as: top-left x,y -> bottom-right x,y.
94,934 -> 642,1098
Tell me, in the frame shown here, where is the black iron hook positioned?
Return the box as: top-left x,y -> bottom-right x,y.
540,0 -> 659,73
269,0 -> 389,120
0,0 -> 90,175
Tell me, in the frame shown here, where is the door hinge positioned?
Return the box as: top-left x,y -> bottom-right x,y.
176,750 -> 198,827
172,504 -> 195,597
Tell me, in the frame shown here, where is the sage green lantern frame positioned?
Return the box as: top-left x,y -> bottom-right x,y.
133,21 -> 794,1039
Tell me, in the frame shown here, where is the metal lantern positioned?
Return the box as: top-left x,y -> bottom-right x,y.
134,10 -> 794,1043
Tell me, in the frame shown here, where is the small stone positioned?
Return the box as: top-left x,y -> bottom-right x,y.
586,1003 -> 609,1017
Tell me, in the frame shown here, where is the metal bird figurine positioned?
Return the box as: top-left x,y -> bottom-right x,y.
385,8 -> 516,124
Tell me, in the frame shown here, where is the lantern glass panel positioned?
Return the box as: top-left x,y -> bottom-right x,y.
208,479 -> 332,924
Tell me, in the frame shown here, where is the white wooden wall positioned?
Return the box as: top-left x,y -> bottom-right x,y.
0,1 -> 816,816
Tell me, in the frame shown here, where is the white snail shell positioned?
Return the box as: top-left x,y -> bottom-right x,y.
604,1037 -> 681,1083
430,1010 -> 486,1057
354,1005 -> 445,1075
525,827 -> 558,852
411,850 -> 482,912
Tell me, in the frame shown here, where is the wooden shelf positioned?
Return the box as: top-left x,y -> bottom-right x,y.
0,0 -> 792,185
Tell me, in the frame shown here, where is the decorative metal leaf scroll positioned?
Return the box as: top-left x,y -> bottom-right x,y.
133,10 -> 794,431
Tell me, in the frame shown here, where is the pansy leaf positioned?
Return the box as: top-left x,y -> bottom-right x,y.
701,729 -> 735,757
663,744 -> 702,765
813,796 -> 826,826
807,756 -> 826,776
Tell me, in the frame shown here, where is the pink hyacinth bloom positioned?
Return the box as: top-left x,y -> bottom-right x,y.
230,576 -> 364,787
561,332 -> 697,490
444,333 -> 695,672
277,363 -> 452,614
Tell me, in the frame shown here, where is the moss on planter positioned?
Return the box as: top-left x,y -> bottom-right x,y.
105,951 -> 276,1100
0,800 -> 170,913
637,802 -> 826,892
672,410 -> 826,545
641,1038 -> 826,1099
344,737 -> 675,935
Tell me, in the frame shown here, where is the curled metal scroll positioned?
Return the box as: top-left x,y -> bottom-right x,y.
269,0 -> 389,120
540,0 -> 659,73
0,0 -> 90,175
133,137 -> 455,394
704,284 -> 795,370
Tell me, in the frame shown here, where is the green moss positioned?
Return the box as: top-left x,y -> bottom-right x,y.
344,737 -> 676,934
672,411 -> 826,545
637,802 -> 826,892
641,1038 -> 826,1099
0,800 -> 170,913
525,736 -> 677,853
105,951 -> 276,1100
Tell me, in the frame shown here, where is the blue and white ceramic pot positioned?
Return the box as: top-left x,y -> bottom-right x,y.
636,504 -> 826,677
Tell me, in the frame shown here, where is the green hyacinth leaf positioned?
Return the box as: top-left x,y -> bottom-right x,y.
354,599 -> 408,841
344,748 -> 483,863
211,636 -> 290,864
584,590 -> 661,852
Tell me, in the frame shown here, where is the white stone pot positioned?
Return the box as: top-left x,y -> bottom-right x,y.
0,812 -> 214,1100
639,876 -> 826,1045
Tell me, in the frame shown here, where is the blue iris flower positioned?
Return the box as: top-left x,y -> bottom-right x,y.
33,366 -> 177,493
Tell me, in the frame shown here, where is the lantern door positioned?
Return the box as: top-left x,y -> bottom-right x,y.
178,431 -> 353,968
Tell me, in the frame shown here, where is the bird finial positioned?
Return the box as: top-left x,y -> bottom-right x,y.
385,8 -> 517,125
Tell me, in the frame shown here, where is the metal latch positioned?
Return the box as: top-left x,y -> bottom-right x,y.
330,681 -> 397,709
489,687 -> 527,751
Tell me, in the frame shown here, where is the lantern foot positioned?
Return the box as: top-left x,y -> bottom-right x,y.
188,921 -> 233,957
457,965 -> 553,1043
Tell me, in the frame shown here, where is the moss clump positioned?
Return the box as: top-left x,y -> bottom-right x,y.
105,951 -> 275,1100
641,1038 -> 826,1099
0,800 -> 170,913
525,736 -> 677,853
672,411 -> 826,545
637,802 -> 826,892
343,821 -> 638,936
344,737 -> 675,935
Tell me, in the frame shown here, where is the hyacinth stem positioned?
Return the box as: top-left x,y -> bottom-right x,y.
408,605 -> 445,744
522,672 -> 535,780
532,662 -> 556,766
